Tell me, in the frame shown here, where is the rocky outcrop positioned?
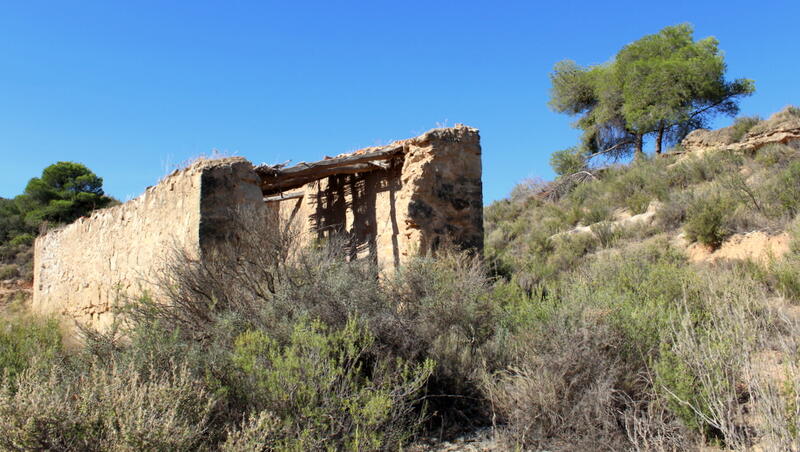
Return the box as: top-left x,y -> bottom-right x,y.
681,106 -> 800,154
551,202 -> 660,241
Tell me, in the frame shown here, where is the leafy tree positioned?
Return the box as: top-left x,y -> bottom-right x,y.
0,162 -> 114,247
19,161 -> 114,227
550,23 -> 754,158
614,24 -> 754,154
0,198 -> 27,244
549,61 -> 638,159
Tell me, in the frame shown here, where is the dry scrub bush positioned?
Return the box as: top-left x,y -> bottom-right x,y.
749,325 -> 800,451
483,240 -> 691,450
606,158 -> 669,214
654,272 -> 768,449
667,152 -> 741,189
273,245 -> 497,431
590,221 -> 621,248
0,359 -> 215,451
746,106 -> 800,137
0,264 -> 17,280
622,392 -> 697,452
742,222 -> 800,448
482,314 -> 632,450
96,208 -> 496,445
482,238 -> 788,450
119,208 -> 301,341
755,143 -> 799,168
655,190 -> 694,230
220,411 -> 283,452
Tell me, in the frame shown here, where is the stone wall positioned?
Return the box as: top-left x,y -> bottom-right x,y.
33,126 -> 483,329
32,157 -> 265,329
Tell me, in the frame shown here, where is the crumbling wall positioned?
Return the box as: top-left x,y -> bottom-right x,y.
267,125 -> 483,270
395,125 -> 483,262
34,126 -> 483,330
33,157 -> 265,329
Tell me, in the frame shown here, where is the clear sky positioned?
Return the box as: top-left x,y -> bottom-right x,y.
1,0 -> 798,204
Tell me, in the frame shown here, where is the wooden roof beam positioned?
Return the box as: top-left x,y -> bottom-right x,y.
257,143 -> 403,194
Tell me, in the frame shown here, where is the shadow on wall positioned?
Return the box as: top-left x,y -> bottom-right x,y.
310,164 -> 402,267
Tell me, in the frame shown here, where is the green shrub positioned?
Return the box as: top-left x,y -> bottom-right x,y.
549,146 -> 587,177
0,264 -> 17,280
0,314 -> 62,384
232,318 -> 433,451
578,239 -> 697,361
755,143 -> 798,168
582,201 -> 612,225
590,221 -> 620,248
720,172 -> 764,214
684,194 -> 734,248
606,158 -> 669,214
656,190 -> 694,230
770,257 -> 800,303
8,233 -> 34,247
627,190 -> 654,214
763,160 -> 800,218
763,220 -> 800,303
730,115 -> 762,142
548,232 -> 598,271
667,151 -> 742,189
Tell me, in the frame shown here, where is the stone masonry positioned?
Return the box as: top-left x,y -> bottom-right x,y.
33,125 -> 483,329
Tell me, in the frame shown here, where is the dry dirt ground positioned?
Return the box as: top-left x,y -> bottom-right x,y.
0,279 -> 31,306
685,231 -> 790,264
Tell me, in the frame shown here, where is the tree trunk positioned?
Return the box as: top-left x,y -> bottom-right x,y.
634,134 -> 644,159
655,123 -> 665,155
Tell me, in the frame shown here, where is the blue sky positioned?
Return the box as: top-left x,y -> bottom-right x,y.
1,1 -> 798,204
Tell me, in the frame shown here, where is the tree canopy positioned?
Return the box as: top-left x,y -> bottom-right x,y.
549,23 -> 754,160
0,162 -> 115,245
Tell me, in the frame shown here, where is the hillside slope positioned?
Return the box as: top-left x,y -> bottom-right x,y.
478,107 -> 800,450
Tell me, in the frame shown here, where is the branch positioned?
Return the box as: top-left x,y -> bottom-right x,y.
688,93 -> 741,120
586,139 -> 636,160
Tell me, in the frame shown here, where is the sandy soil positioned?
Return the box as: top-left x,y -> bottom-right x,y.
686,231 -> 790,264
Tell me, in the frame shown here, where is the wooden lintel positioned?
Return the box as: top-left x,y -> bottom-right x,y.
263,191 -> 305,203
259,145 -> 403,194
262,162 -> 392,194
256,143 -> 403,191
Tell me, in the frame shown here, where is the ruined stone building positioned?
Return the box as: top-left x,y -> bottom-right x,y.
33,125 -> 483,328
